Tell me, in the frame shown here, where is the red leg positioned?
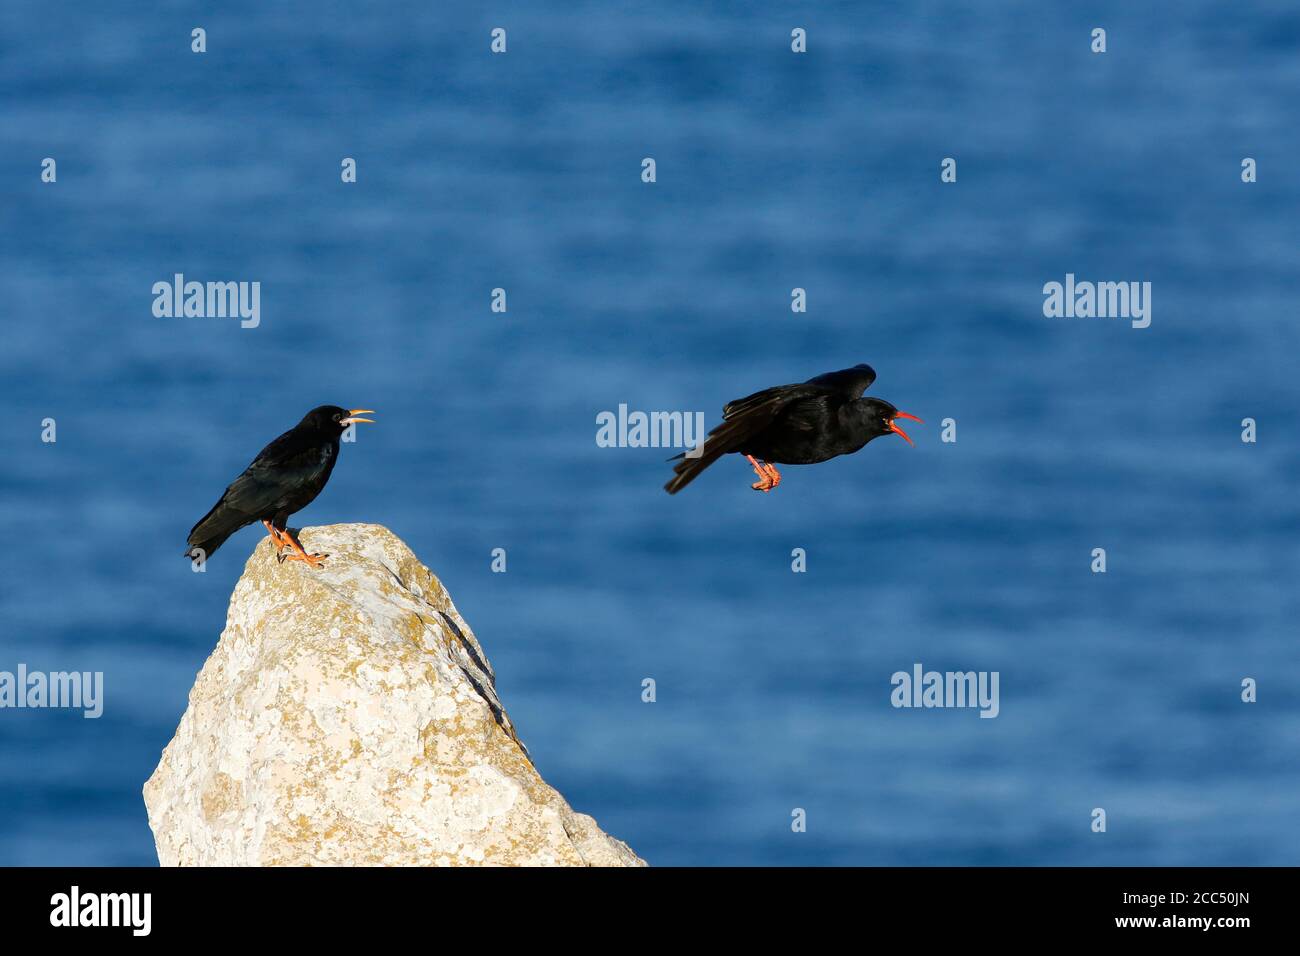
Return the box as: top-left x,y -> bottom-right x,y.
262,520 -> 290,557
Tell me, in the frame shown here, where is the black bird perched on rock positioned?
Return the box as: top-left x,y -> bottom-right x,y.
184,406 -> 375,567
664,364 -> 921,494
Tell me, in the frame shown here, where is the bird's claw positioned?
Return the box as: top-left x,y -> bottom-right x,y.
746,456 -> 781,492
266,521 -> 328,568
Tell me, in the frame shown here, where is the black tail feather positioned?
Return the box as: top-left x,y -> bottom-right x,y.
184,496 -> 250,560
664,412 -> 762,494
183,526 -> 238,560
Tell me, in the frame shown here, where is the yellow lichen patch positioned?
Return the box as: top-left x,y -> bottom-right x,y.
199,772 -> 242,822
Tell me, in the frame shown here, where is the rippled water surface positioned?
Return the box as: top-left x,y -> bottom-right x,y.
1,1 -> 1297,864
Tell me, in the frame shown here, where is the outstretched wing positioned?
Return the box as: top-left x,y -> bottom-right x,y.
803,363 -> 876,398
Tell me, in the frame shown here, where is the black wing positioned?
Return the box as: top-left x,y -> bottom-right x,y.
803,363 -> 876,398
184,431 -> 332,558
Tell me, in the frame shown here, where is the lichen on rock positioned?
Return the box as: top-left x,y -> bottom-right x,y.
144,523 -> 643,867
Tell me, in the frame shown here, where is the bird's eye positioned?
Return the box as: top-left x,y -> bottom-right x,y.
333,413 -> 341,422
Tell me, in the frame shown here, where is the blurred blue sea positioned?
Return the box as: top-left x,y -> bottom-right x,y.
1,1 -> 1298,865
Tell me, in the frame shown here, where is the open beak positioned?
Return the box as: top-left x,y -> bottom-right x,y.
340,409 -> 376,425
888,411 -> 923,446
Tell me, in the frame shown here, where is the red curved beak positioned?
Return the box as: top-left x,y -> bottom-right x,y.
889,411 -> 924,446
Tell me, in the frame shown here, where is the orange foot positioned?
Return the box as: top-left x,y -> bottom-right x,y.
746,455 -> 783,493
278,527 -> 329,569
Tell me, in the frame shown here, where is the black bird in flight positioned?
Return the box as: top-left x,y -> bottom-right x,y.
664,364 -> 921,495
185,406 -> 375,567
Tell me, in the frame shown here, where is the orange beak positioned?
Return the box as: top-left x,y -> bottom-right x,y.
340,409 -> 376,425
888,411 -> 923,446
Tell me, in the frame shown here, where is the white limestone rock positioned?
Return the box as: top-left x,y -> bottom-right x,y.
144,523 -> 643,867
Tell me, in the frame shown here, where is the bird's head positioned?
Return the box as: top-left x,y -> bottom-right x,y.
303,405 -> 377,436
861,398 -> 923,446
